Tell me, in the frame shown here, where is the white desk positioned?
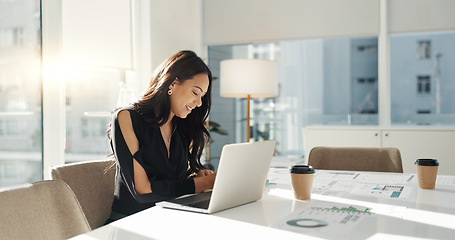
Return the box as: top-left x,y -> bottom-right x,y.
72,169 -> 455,240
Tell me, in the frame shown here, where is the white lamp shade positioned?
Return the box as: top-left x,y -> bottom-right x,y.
220,59 -> 277,98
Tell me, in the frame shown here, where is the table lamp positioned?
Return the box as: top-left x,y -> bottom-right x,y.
220,59 -> 277,142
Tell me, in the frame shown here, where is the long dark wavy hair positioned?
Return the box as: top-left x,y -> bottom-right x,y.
107,50 -> 212,174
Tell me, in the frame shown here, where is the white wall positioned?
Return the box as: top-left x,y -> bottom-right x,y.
139,0 -> 204,90
204,0 -> 379,45
149,1 -> 203,65
62,0 -> 133,69
389,0 -> 455,34
204,0 -> 455,46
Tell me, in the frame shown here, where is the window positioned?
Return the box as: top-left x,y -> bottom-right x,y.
208,36 -> 378,164
13,28 -> 24,46
209,30 -> 455,167
64,67 -> 125,163
417,75 -> 431,94
357,78 -> 376,84
417,40 -> 431,59
357,45 -> 377,52
0,0 -> 42,187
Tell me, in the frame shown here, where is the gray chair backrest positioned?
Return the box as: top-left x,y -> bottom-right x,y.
0,180 -> 91,240
51,159 -> 116,229
308,147 -> 403,173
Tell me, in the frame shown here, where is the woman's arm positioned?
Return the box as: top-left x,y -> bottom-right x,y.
117,110 -> 152,194
118,109 -> 216,195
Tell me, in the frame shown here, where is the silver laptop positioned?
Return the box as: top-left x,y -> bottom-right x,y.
156,140 -> 276,214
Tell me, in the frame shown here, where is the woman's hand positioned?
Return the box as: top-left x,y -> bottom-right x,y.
194,169 -> 216,193
196,169 -> 214,177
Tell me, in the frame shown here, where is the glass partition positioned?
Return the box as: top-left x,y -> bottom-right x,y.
208,36 -> 379,165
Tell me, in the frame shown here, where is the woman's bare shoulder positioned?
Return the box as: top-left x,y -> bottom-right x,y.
118,109 -> 131,120
117,110 -> 134,131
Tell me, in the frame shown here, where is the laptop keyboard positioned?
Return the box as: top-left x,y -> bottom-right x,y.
188,199 -> 210,209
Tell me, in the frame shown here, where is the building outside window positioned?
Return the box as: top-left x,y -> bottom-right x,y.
0,0 -> 42,187
391,31 -> 455,125
64,67 -> 126,163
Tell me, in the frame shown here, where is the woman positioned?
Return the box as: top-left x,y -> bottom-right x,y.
107,50 -> 216,222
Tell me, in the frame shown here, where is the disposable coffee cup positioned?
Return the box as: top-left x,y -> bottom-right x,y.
415,159 -> 439,189
290,165 -> 315,200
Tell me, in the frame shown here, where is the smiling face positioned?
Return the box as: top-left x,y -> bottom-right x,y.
169,73 -> 210,119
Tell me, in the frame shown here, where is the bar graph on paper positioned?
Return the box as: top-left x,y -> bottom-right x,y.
311,206 -> 372,214
271,202 -> 374,235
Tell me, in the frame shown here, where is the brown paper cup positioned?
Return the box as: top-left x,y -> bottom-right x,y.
415,159 -> 439,190
416,165 -> 438,189
290,165 -> 315,200
291,173 -> 314,200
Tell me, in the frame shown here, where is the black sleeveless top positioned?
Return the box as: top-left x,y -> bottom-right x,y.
108,109 -> 195,221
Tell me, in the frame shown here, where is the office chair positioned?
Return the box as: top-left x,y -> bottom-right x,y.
308,146 -> 403,173
51,159 -> 116,229
0,180 -> 90,239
